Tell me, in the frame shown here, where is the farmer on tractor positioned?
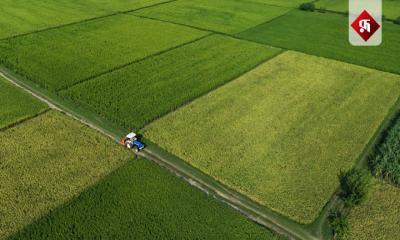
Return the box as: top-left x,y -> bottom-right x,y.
119,132 -> 145,153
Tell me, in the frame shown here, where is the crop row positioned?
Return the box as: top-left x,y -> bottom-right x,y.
370,114 -> 400,185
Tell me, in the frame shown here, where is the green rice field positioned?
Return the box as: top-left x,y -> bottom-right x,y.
0,111 -> 131,239
238,10 -> 400,75
61,34 -> 281,129
9,159 -> 281,240
0,76 -> 47,129
344,180 -> 400,240
0,0 -> 168,39
143,51 -> 400,223
0,14 -> 208,90
134,0 -> 290,34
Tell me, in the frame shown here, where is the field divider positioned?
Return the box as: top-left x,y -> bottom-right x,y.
129,13 -> 295,48
0,108 -> 51,132
56,33 -> 213,92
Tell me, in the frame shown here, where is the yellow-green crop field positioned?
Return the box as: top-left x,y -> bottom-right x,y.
143,51 -> 400,223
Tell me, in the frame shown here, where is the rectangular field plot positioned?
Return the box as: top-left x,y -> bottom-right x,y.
61,35 -> 281,130
238,11 -> 400,75
0,111 -> 131,239
316,0 -> 400,20
8,159 -> 279,240
143,51 -> 400,224
0,0 -> 169,39
0,14 -> 208,90
134,0 -> 290,34
0,76 -> 47,129
345,181 -> 400,240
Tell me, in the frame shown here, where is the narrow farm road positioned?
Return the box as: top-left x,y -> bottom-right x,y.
0,67 -> 321,240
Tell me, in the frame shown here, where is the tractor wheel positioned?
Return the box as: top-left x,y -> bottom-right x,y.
132,145 -> 139,154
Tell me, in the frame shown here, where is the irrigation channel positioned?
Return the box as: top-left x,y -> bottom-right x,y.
1,66 -> 350,240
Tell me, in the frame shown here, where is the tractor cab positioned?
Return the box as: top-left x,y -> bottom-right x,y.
119,132 -> 145,153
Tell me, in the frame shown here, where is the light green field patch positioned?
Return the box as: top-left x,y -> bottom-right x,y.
61,34 -> 281,130
0,0 -> 169,39
0,76 -> 47,129
0,111 -> 131,239
0,14 -> 208,90
134,0 -> 290,34
316,0 -> 400,20
143,51 -> 400,223
345,181 -> 400,240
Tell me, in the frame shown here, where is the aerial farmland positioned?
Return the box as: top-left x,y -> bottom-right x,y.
0,0 -> 399,240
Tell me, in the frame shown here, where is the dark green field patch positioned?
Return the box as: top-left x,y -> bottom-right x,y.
0,14 -> 208,90
134,0 -> 290,34
0,76 -> 47,129
237,10 -> 400,75
316,0 -> 400,20
60,34 -> 281,130
9,159 -> 281,240
0,0 -> 169,39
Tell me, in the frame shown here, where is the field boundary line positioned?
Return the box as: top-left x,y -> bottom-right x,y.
130,8 -> 293,38
57,33 -> 212,92
0,0 -> 178,41
237,9 -> 296,35
140,49 -> 285,128
0,108 -> 51,132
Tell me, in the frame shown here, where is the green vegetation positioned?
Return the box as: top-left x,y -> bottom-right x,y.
0,0 -> 169,39
329,211 -> 350,240
0,14 -> 207,90
299,2 -> 316,11
370,116 -> 400,185
238,10 -> 400,74
0,111 -> 131,239
61,35 -> 281,129
339,169 -> 372,208
134,0 -> 290,34
9,159 -> 281,240
0,76 -> 47,129
143,51 -> 400,223
344,181 -> 400,240
316,0 -> 400,20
